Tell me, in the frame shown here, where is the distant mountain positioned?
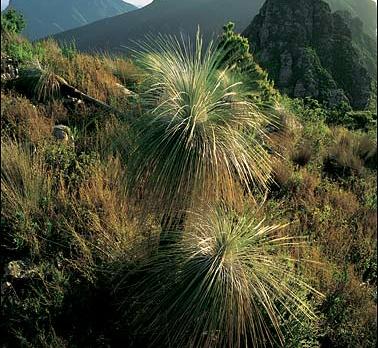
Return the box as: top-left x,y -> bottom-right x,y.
327,0 -> 377,38
53,0 -> 376,55
244,0 -> 375,110
53,0 -> 266,53
6,0 -> 137,40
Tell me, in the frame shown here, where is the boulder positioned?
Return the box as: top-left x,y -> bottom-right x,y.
53,125 -> 74,144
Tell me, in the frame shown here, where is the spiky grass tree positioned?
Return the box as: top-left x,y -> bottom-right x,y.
16,63 -> 62,102
128,207 -> 321,347
127,33 -> 273,220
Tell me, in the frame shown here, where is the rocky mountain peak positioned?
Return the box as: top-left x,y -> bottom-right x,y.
244,0 -> 374,109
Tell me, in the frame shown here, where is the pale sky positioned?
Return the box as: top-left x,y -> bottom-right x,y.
1,0 -> 154,11
130,0 -> 153,7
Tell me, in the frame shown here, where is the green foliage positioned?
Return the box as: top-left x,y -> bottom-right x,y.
320,271 -> 377,348
1,9 -> 25,34
218,22 -> 254,71
61,41 -> 77,60
340,110 -> 376,131
43,144 -> 99,189
218,22 -> 278,105
3,37 -> 46,64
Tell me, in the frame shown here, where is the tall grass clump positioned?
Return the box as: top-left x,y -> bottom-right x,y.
129,207 -> 321,348
127,32 -> 273,216
1,141 -> 53,254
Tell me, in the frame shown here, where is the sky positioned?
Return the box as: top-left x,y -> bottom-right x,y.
1,0 -> 153,11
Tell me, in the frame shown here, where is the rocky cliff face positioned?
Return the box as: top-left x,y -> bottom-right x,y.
243,0 -> 374,110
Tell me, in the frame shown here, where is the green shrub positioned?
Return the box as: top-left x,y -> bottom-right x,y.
319,270 -> 377,348
43,144 -> 99,189
5,39 -> 46,64
1,9 -> 25,34
217,22 -> 278,105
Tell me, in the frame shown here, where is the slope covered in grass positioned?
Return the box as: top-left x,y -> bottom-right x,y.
1,23 -> 377,348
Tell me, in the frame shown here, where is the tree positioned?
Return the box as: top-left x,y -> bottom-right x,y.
217,22 -> 278,105
1,9 -> 26,34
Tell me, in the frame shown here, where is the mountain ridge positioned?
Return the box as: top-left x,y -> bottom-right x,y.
51,0 -> 377,56
6,0 -> 137,40
243,0 -> 375,110
52,0 -> 266,53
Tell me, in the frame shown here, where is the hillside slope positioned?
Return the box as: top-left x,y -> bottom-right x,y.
52,0 -> 376,55
6,0 -> 137,40
53,0 -> 266,53
244,0 -> 375,110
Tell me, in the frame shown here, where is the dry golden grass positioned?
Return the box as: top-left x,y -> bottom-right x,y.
34,40 -> 132,104
102,55 -> 143,88
1,141 -> 53,254
1,91 -> 53,144
324,127 -> 377,178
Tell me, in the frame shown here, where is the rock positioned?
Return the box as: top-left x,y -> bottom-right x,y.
115,83 -> 136,97
278,51 -> 293,87
1,53 -> 19,83
243,0 -> 374,110
53,125 -> 74,144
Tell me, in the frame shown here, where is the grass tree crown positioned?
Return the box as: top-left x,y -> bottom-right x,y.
128,31 -> 274,214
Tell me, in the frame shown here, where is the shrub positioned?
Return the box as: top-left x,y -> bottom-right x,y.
2,33 -> 46,64
43,144 -> 99,189
217,22 -> 278,105
320,268 -> 377,348
291,142 -> 313,167
323,129 -> 377,178
1,9 -> 25,34
342,110 -> 376,131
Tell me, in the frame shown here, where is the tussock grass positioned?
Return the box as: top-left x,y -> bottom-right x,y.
1,91 -> 53,143
1,141 -> 53,254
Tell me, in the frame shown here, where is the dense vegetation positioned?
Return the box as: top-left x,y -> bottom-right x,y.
1,14 -> 377,348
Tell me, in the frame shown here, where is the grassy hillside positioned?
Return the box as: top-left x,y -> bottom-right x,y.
5,0 -> 137,40
1,23 -> 377,348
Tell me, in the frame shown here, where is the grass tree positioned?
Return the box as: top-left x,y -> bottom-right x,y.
128,207 -> 322,347
127,32 -> 274,222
